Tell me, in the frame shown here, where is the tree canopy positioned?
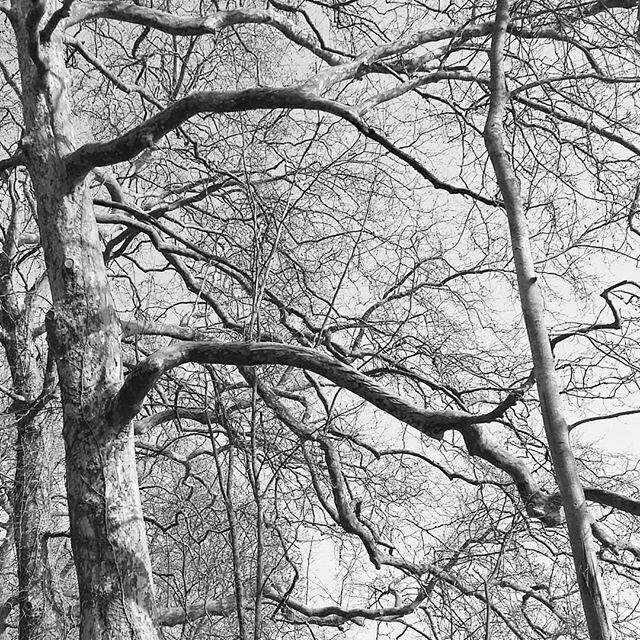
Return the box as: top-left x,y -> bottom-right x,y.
1,1 -> 640,639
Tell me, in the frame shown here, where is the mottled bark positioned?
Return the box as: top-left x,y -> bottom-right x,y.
6,336 -> 50,640
13,411 -> 48,639
11,1 -> 161,637
483,1 -> 613,638
0,172 -> 52,637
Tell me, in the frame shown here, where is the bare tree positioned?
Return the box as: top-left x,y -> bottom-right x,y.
1,1 -> 640,639
484,1 -> 613,637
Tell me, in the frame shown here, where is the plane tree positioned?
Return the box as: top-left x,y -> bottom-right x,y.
1,0 -> 640,638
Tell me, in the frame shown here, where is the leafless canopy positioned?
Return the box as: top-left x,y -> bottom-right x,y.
1,1 -> 640,639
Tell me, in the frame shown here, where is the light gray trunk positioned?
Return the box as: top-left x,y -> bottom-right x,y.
11,1 -> 161,637
483,2 -> 613,639
0,167 -> 52,637
5,330 -> 51,639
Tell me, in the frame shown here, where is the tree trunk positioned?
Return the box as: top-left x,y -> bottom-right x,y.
483,2 -> 613,639
0,169 -> 53,637
5,332 -> 51,639
13,399 -> 48,639
11,2 -> 161,637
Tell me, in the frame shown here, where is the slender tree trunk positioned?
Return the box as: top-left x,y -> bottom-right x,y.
5,333 -> 51,640
13,392 -> 48,640
483,2 -> 613,639
0,175 -> 53,637
11,2 -> 161,637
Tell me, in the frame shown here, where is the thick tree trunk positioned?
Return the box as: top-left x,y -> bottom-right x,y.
11,2 -> 161,637
483,2 -> 613,639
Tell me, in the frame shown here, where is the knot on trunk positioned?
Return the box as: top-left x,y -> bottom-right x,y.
526,490 -> 563,527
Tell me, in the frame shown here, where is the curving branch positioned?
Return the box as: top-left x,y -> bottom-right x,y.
551,281 -> 628,350
319,439 -> 389,569
74,87 -> 494,203
267,570 -> 529,639
67,2 -> 345,66
64,87 -> 356,183
110,340 -> 569,525
155,586 -> 423,629
263,584 -> 422,625
109,341 -> 474,433
40,0 -> 77,44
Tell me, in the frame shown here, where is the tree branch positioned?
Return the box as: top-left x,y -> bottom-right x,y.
64,37 -> 162,108
132,408 -> 222,435
25,0 -> 46,70
0,151 -> 26,175
584,487 -> 640,516
110,340 -> 563,525
64,87 -> 357,183
121,319 -> 219,341
158,597 -> 235,627
0,59 -> 21,98
69,87 -> 494,204
483,1 -> 614,637
40,0 -> 77,44
109,341 -> 473,434
514,95 -> 640,158
67,2 -> 344,66
0,383 -> 28,404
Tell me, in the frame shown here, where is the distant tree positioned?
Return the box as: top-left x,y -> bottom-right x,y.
1,1 -> 640,639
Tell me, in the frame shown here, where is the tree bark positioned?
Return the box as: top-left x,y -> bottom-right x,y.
3,327 -> 51,639
13,388 -> 48,640
483,1 -> 613,639
0,172 -> 53,637
11,2 -> 161,637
